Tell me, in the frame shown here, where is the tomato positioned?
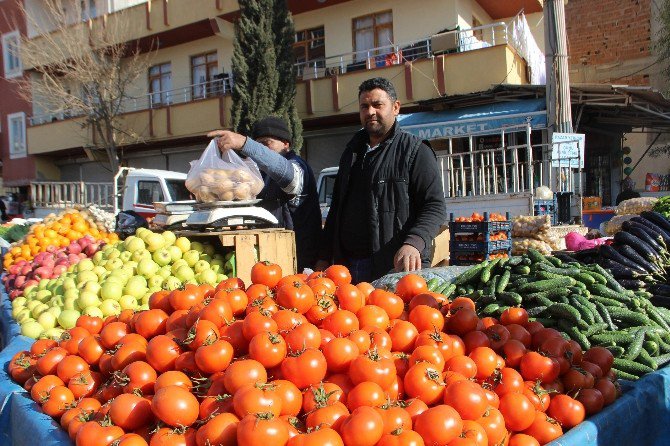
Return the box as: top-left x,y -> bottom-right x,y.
576,388 -> 604,416
415,329 -> 460,362
249,332 -> 288,368
195,339 -> 234,374
594,378 -> 617,406
109,393 -> 153,431
469,347 -> 498,380
403,362 -> 445,406
155,371 -> 192,392
200,394 -> 234,420
322,310 -> 359,337
414,405 -> 463,446
31,339 -> 58,356
199,300 -> 234,329
522,381 -> 551,412
287,427 -> 343,446
373,404 -> 412,434
151,385 -> 200,427
271,379 -> 303,416
443,380 -> 488,421
547,394 -> 585,428
132,309 -> 168,340
217,277 -> 246,292
463,331 -> 491,354
492,367 -> 524,398
220,288 -> 250,317
233,382 -> 283,418
30,374 -> 64,402
530,328 -> 562,350
500,308 -> 529,327
306,296 -> 337,325
347,381 -> 386,411
508,433 -> 540,446
376,429 -> 424,446
561,367 -> 589,392
324,264 -> 352,286
409,305 -> 445,332
251,261 -> 283,288
519,352 -> 559,384
368,289 -> 404,320
583,347 -> 614,375
76,316 -> 104,335
322,337 -> 359,373
305,401 -> 350,431
75,421 -> 124,446
220,320 -> 248,356
521,411 -> 563,444
389,320 -> 419,353
148,290 -> 173,313
284,323 -> 322,351
116,433 -> 149,446
483,324 -> 510,352
409,345 -> 445,371
166,310 -> 189,332
169,285 -> 205,311
67,370 -> 100,399
445,356 -> 477,380
475,408 -> 507,446
447,308 -> 479,336
111,341 -> 147,371
357,305 -> 391,331
409,293 -> 446,311
41,385 -> 75,418
347,329 -> 372,353
340,406 -> 384,446
276,281 -> 315,314
336,284 -> 367,313
149,427 -> 197,446
281,348 -> 327,390
242,311 -> 278,342
186,319 -> 220,351
395,274 -> 428,302
36,347 -> 68,376
223,359 -> 268,394
145,335 -> 182,373
349,349 -> 396,390
237,413 -> 289,446
580,360 -> 603,380
272,309 -> 307,333
501,340 -> 526,369
505,324 -> 532,348
498,393 -> 535,432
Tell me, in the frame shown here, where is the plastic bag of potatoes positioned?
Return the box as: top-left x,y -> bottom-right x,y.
185,140 -> 264,202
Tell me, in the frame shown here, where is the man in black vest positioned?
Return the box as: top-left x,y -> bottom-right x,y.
316,77 -> 446,283
207,117 -> 321,271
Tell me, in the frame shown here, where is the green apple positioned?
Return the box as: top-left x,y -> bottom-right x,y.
31,303 -> 49,319
57,309 -> 81,329
77,270 -> 99,285
132,249 -> 151,262
199,254 -> 213,263
136,258 -> 159,278
15,308 -> 32,323
23,284 -> 37,296
124,236 -> 146,253
203,244 -> 216,257
78,290 -> 102,308
43,327 -> 65,340
63,296 -> 80,311
142,291 -> 155,305
197,269 -> 218,285
106,249 -> 121,260
175,265 -> 195,282
37,279 -> 49,291
35,289 -> 52,302
105,258 -> 124,272
119,251 -> 133,262
92,265 -> 108,278
175,237 -> 191,253
119,294 -> 139,311
163,276 -> 182,291
46,306 -> 62,318
162,231 -> 177,247
148,275 -> 165,289
124,276 -> 148,298
37,311 -> 58,330
217,273 -> 228,283
77,258 -> 95,272
171,259 -> 189,275
92,251 -> 104,264
84,280 -> 102,295
101,281 -> 123,301
48,296 -> 64,308
100,299 -> 122,317
26,300 -> 40,311
167,245 -> 183,262
194,260 -> 212,274
183,250 -> 200,267
21,321 -> 44,339
190,241 -> 205,253
125,261 -> 139,271
159,265 -> 172,279
82,306 -> 104,318
152,248 -> 172,267
145,232 -> 166,252
12,296 -> 27,307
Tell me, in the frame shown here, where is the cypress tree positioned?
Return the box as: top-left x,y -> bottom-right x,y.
231,0 -> 303,149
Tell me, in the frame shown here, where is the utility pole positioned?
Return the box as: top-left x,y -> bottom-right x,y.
544,0 -> 573,135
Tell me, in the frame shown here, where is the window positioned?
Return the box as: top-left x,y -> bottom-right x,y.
472,17 -> 483,41
191,52 -> 219,99
149,63 -> 172,106
352,11 -> 393,63
294,26 -> 326,78
137,181 -> 164,204
165,180 -> 192,201
2,31 -> 22,78
7,112 -> 26,159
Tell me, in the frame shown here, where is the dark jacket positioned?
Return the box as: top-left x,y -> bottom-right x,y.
258,150 -> 322,270
319,122 -> 446,279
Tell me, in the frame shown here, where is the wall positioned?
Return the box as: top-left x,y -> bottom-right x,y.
565,0 -> 654,85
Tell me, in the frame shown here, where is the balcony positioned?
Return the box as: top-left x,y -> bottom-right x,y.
27,19 -> 539,155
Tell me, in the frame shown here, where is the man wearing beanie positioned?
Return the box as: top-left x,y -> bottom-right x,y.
207,117 -> 321,271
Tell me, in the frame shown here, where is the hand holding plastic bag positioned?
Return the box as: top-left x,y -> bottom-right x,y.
185,139 -> 264,202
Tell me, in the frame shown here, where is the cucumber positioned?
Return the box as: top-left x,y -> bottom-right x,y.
646,306 -> 670,332
652,352 -> 670,367
560,323 -> 591,350
589,284 -> 634,303
591,295 -> 626,308
546,303 -> 583,325
594,302 -> 618,331
426,278 -> 443,292
587,263 -> 628,294
608,307 -> 653,327
569,296 -> 595,325
507,256 -> 524,266
612,368 -> 640,380
480,259 -> 500,284
606,345 -> 626,357
546,256 -> 563,267
524,289 -> 570,303
455,262 -> 488,286
591,331 -> 634,345
518,277 -> 576,294
530,317 -> 557,327
586,271 -> 608,285
442,284 -> 457,299
499,292 -> 523,306
526,248 -> 547,264
643,340 -> 660,356
496,270 -> 511,294
613,358 -> 654,376
583,323 -> 608,337
624,328 -> 646,360
481,303 -> 500,316
526,306 -> 548,317
513,265 -> 531,275
484,275 -> 499,296
638,348 -> 659,370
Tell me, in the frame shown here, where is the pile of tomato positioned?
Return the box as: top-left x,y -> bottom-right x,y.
7,262 -> 620,446
454,213 -> 508,223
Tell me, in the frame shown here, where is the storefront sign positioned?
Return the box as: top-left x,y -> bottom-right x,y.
551,133 -> 585,168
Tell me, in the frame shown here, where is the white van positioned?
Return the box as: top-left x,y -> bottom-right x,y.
316,167 -> 338,223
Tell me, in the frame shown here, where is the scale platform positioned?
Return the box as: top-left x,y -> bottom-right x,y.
185,199 -> 278,230
152,212 -> 190,230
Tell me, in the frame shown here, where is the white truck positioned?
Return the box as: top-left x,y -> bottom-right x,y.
28,168 -> 190,219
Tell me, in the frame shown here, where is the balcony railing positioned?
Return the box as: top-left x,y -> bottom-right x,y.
29,17 -> 538,126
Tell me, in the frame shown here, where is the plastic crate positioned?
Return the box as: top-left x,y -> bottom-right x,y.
534,199 -> 558,226
449,249 -> 511,266
449,239 -> 512,253
448,212 -> 512,235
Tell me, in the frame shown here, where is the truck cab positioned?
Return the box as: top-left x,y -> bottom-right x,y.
316,167 -> 338,224
117,168 -> 191,217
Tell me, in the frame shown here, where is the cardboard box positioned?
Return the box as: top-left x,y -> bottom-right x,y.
582,197 -> 602,210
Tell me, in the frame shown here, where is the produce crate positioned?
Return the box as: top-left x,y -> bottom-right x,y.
449,249 -> 511,266
176,228 -> 296,286
534,198 -> 558,225
448,212 -> 512,265
448,220 -> 512,235
449,239 -> 512,252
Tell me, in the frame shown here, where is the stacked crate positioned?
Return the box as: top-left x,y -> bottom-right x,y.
534,198 -> 558,225
448,212 -> 512,266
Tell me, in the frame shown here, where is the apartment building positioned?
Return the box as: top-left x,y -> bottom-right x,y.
1,0 -> 545,194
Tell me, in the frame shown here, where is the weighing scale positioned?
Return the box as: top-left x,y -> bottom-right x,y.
184,199 -> 279,230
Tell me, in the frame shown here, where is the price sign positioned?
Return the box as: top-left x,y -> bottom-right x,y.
551,133 -> 585,168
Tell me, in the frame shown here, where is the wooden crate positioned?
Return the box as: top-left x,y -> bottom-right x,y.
177,228 -> 296,286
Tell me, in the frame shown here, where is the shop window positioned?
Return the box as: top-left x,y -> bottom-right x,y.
2,30 -> 22,79
352,10 -> 393,63
191,51 -> 219,99
294,26 -> 326,78
7,112 -> 26,159
137,181 -> 164,204
149,62 -> 172,106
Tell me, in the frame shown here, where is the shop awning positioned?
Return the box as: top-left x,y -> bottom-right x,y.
397,98 -> 547,139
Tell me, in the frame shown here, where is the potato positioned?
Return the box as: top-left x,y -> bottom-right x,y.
221,190 -> 234,201
234,183 -> 251,200
233,169 -> 253,182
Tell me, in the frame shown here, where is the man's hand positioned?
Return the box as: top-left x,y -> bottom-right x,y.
207,130 -> 247,153
314,259 -> 330,272
394,244 -> 421,272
